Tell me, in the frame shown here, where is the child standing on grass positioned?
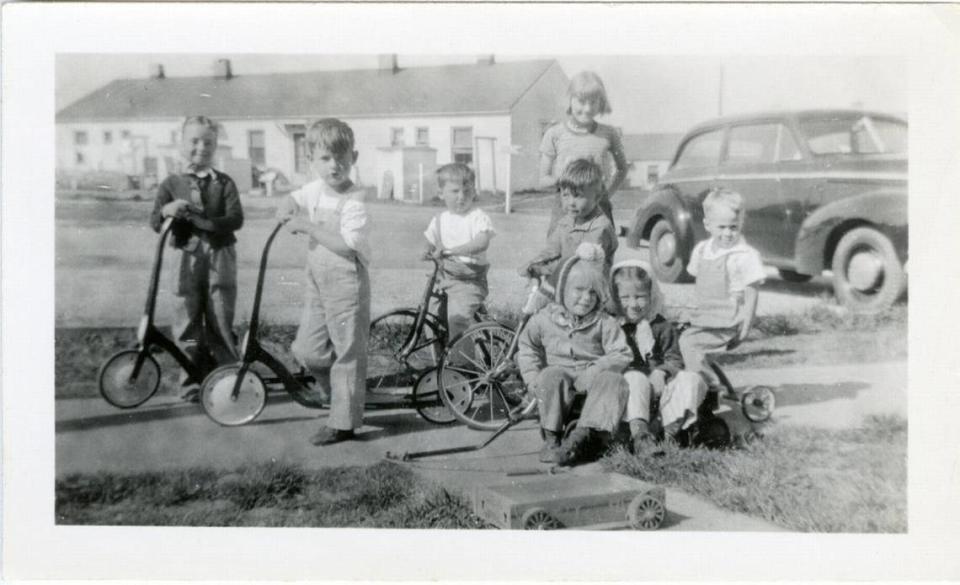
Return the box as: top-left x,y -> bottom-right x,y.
679,188 -> 765,396
610,260 -> 706,451
520,159 -> 618,283
517,244 -> 632,466
540,71 -> 628,235
277,118 -> 371,446
423,163 -> 495,342
150,116 -> 244,402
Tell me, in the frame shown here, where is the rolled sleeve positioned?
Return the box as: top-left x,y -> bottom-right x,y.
729,249 -> 766,292
473,209 -> 496,237
339,200 -> 369,254
424,216 -> 440,247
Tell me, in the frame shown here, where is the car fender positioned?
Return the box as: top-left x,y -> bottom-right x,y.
625,185 -> 697,257
795,190 -> 908,275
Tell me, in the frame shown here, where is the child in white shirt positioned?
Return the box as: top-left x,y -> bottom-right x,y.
423,163 -> 495,342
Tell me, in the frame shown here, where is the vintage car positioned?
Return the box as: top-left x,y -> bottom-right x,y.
625,109 -> 907,313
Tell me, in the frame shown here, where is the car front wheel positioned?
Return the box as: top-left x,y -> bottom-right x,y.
648,219 -> 692,283
831,227 -> 905,313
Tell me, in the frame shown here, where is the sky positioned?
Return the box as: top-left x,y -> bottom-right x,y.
56,54 -> 907,134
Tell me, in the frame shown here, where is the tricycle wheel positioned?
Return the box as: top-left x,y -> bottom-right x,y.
200,365 -> 267,426
411,368 -> 457,425
98,349 -> 161,409
439,322 -> 527,431
741,385 -> 775,422
367,309 -> 442,398
522,507 -> 563,530
628,491 -> 666,530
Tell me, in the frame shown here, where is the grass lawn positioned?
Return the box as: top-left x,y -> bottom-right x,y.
56,418 -> 905,532
56,460 -> 483,528
605,415 -> 907,532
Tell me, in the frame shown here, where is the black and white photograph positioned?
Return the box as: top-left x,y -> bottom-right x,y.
3,2 -> 960,581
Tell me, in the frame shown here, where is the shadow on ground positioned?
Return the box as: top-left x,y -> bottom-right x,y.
770,381 -> 870,408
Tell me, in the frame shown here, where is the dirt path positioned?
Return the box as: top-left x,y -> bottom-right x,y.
55,360 -> 905,531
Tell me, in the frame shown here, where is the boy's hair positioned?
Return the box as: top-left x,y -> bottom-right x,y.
182,115 -> 219,136
306,118 -> 356,157
703,188 -> 744,218
565,71 -> 612,116
436,163 -> 476,190
557,159 -> 604,195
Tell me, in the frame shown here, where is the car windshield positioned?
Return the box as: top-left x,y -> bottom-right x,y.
798,115 -> 907,155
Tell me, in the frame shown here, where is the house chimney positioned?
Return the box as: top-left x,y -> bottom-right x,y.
215,58 -> 233,80
150,64 -> 165,79
477,55 -> 495,66
378,54 -> 399,75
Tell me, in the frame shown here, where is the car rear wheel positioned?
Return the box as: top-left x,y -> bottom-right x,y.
778,268 -> 813,283
648,219 -> 692,283
831,227 -> 905,313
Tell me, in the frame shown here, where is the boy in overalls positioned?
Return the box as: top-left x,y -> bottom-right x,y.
423,163 -> 495,342
277,118 -> 371,446
678,188 -> 765,396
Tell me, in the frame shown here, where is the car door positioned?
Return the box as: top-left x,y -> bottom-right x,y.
716,121 -> 793,262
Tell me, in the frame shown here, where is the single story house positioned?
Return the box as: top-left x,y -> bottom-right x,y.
621,132 -> 685,189
56,56 -> 569,200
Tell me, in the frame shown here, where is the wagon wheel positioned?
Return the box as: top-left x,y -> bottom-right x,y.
741,385 -> 775,422
521,507 -> 564,530
628,492 -> 666,530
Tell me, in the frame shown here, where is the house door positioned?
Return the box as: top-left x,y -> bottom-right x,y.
475,137 -> 497,193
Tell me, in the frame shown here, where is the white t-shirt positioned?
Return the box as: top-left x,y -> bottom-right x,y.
687,236 -> 766,293
424,207 -> 495,265
291,179 -> 371,266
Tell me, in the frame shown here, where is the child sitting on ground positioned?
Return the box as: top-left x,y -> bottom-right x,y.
423,163 -> 495,342
520,158 -> 618,282
610,260 -> 706,451
679,188 -> 765,396
276,118 -> 371,446
517,244 -> 632,466
149,115 -> 244,402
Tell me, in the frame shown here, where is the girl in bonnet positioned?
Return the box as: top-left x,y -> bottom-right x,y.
610,260 -> 707,452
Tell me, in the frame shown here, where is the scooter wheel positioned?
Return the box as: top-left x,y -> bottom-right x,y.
200,365 -> 267,426
741,385 -> 776,423
99,350 -> 161,408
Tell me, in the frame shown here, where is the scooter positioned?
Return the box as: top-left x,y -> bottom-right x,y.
199,219 -> 327,426
97,217 -> 212,408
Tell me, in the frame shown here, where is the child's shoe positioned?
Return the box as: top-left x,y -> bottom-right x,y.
539,429 -> 562,463
179,383 -> 201,403
556,427 -> 593,467
309,425 -> 355,446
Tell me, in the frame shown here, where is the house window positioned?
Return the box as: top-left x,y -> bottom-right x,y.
451,126 -> 474,165
103,131 -> 113,145
75,151 -> 85,164
74,131 -> 88,146
415,127 -> 429,146
646,164 -> 660,185
293,132 -> 308,174
248,130 -> 266,167
390,127 -> 405,147
121,130 -> 131,139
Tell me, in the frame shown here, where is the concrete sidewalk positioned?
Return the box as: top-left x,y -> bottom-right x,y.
55,360 -> 906,531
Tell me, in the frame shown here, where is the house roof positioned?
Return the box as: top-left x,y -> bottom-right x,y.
57,59 -> 560,123
621,132 -> 684,161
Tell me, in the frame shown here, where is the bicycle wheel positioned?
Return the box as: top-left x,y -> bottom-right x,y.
367,309 -> 443,406
200,364 -> 268,426
98,349 -> 161,408
439,322 -> 527,431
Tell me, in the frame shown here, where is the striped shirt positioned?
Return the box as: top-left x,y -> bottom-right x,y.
540,120 -> 628,182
